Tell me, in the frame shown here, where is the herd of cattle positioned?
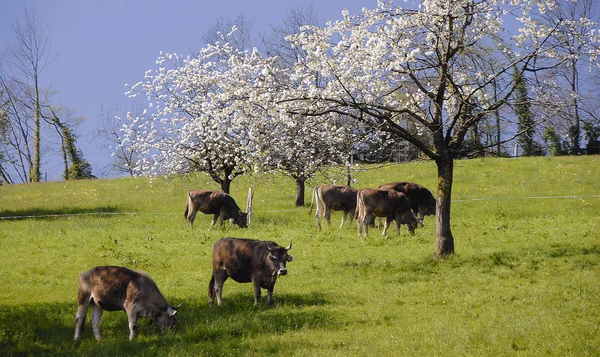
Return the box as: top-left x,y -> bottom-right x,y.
74,181 -> 434,341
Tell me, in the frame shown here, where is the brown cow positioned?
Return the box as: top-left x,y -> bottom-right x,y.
308,184 -> 358,231
74,266 -> 179,341
184,190 -> 248,230
378,181 -> 436,226
209,238 -> 293,306
355,188 -> 418,237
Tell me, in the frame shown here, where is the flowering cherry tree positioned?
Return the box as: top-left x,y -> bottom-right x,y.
120,31 -> 351,197
121,0 -> 599,257
121,39 -> 270,193
262,112 -> 355,206
271,0 -> 600,256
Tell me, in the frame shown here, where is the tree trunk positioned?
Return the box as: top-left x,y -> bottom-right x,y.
31,77 -> 41,182
435,157 -> 455,257
570,61 -> 581,154
295,177 -> 305,207
220,179 -> 231,194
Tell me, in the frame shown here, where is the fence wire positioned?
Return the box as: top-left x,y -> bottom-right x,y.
1,195 -> 599,220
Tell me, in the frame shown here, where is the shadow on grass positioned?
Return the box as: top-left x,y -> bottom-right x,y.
0,206 -> 121,220
362,242 -> 600,285
0,292 -> 332,356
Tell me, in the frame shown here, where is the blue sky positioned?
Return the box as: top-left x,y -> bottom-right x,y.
1,0 -> 375,180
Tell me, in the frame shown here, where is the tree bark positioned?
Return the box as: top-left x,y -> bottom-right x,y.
220,179 -> 231,194
435,157 -> 455,257
31,76 -> 41,182
295,177 -> 305,207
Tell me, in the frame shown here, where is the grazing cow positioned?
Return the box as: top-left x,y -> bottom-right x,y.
378,181 -> 436,226
355,188 -> 418,237
184,190 -> 248,230
308,184 -> 358,231
74,266 -> 179,342
209,238 -> 294,306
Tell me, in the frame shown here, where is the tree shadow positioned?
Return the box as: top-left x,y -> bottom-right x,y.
0,205 -> 120,220
0,291 -> 333,356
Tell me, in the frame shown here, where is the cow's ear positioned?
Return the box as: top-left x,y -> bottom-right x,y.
287,255 -> 294,262
238,210 -> 244,216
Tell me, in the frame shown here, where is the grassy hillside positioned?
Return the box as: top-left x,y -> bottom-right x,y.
0,156 -> 598,356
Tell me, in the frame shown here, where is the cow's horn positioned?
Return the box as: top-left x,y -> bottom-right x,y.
286,241 -> 292,250
176,303 -> 183,309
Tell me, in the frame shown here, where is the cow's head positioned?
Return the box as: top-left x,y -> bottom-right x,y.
267,242 -> 294,276
404,211 -> 418,235
152,304 -> 180,330
235,211 -> 249,228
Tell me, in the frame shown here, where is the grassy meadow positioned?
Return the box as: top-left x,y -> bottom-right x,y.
0,156 -> 599,356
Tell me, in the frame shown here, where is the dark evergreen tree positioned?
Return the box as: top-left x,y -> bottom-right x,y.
513,69 -> 541,156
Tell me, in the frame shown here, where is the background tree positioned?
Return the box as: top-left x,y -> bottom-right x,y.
263,112 -> 352,206
4,8 -> 50,182
46,107 -> 94,180
538,0 -> 600,154
259,6 -> 356,205
0,7 -> 91,183
122,41 -> 266,193
0,94 -> 11,183
513,69 -> 543,157
98,101 -> 144,177
202,15 -> 254,52
268,1 -> 600,256
260,5 -> 320,68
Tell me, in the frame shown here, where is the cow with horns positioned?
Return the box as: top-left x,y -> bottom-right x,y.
209,238 -> 294,306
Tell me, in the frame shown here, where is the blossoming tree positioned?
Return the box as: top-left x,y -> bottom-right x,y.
121,33 -> 351,198
270,0 -> 600,256
122,41 -> 270,193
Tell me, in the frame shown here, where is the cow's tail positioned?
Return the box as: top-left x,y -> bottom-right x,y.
184,191 -> 192,219
354,190 -> 363,221
308,187 -> 318,215
208,275 -> 215,304
183,191 -> 190,219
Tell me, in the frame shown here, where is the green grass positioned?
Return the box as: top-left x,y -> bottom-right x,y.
0,156 -> 599,356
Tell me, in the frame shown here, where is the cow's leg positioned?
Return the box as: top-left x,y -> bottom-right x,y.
266,286 -> 275,306
90,304 -> 103,341
213,270 -> 228,306
208,275 -> 216,306
187,209 -> 197,230
339,211 -> 347,228
382,217 -> 392,236
394,216 -> 401,235
208,214 -> 218,231
363,213 -> 372,236
251,278 -> 262,306
324,208 -> 332,228
417,207 -> 425,227
218,210 -> 226,229
74,300 -> 90,341
125,307 -> 138,341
